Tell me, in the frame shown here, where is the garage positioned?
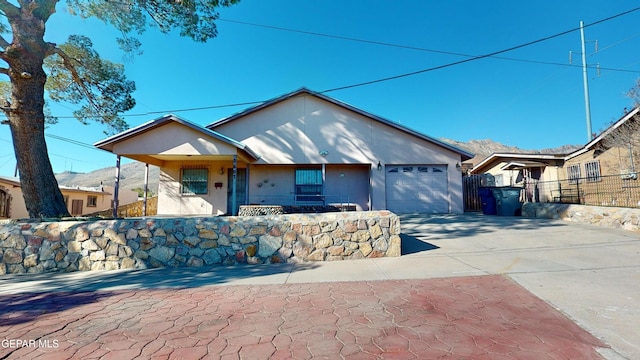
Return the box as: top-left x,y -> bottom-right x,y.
385,165 -> 450,213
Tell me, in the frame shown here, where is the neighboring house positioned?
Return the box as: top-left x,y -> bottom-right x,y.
471,107 -> 640,206
563,107 -> 640,181
471,153 -> 566,187
95,88 -> 474,215
470,153 -> 567,203
0,176 -> 23,219
0,176 -> 138,219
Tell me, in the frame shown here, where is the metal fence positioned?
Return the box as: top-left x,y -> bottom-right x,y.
526,173 -> 640,208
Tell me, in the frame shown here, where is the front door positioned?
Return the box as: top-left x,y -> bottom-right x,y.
227,169 -> 247,215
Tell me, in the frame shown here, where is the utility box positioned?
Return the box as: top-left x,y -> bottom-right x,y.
491,187 -> 523,216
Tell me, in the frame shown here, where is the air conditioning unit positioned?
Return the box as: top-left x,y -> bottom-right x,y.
621,170 -> 637,180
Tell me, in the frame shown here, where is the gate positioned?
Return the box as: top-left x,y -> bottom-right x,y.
463,175 -> 482,212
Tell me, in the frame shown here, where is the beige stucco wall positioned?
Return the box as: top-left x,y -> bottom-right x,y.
111,122 -> 237,158
157,160 -> 243,215
0,180 -> 27,219
61,190 -> 109,215
479,161 -> 561,187
213,94 -> 465,213
248,164 -> 371,210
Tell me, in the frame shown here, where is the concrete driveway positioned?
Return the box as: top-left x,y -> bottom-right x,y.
1,213 -> 639,359
397,213 -> 640,360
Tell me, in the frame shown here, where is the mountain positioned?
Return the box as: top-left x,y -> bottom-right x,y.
54,139 -> 581,191
55,162 -> 160,194
440,138 -> 581,168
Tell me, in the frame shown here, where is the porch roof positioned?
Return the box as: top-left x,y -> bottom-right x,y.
94,114 -> 260,166
500,160 -> 550,171
471,153 -> 566,174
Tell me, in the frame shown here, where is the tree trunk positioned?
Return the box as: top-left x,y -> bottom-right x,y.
3,4 -> 70,218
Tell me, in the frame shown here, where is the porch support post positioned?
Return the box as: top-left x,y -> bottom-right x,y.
143,163 -> 149,216
232,155 -> 237,215
322,163 -> 326,205
113,155 -> 121,218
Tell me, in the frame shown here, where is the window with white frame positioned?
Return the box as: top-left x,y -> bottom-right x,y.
295,168 -> 323,202
585,161 -> 601,182
567,164 -> 582,184
181,168 -> 209,195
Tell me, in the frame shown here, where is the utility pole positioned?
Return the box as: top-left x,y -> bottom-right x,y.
580,21 -> 593,141
570,21 -> 597,142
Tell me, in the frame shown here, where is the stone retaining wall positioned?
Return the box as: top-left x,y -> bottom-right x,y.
522,203 -> 640,232
0,211 -> 401,275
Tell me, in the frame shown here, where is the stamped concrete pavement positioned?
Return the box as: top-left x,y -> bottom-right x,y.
0,213 -> 639,359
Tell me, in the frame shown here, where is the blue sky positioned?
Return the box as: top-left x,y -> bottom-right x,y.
2,1 -> 640,177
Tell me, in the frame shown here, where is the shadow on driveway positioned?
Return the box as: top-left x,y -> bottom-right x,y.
400,212 -> 569,239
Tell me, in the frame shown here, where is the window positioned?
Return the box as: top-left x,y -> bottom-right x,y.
181,168 -> 208,195
295,168 -> 323,202
585,161 -> 601,182
567,164 -> 582,184
87,195 -> 98,207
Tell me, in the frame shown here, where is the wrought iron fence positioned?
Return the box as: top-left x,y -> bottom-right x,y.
526,173 -> 640,208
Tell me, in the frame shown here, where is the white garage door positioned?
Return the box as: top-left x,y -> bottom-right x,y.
385,165 -> 449,213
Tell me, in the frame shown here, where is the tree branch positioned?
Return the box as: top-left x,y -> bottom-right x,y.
0,67 -> 8,75
51,47 -> 101,114
0,0 -> 20,18
0,34 -> 9,50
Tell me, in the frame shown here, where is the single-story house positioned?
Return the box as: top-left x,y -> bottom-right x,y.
470,153 -> 567,187
95,88 -> 474,215
470,107 -> 640,206
0,176 -> 138,219
564,107 -> 640,180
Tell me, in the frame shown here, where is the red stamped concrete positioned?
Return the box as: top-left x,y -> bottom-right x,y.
0,275 -> 606,359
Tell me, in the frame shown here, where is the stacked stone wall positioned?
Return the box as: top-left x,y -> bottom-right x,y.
522,203 -> 640,232
0,211 -> 400,275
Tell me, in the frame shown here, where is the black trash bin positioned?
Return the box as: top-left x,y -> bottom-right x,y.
491,187 -> 523,216
478,187 -> 497,215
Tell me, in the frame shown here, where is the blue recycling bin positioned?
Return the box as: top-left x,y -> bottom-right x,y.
491,187 -> 523,216
478,187 -> 497,215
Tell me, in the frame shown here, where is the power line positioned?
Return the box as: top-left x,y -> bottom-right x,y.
55,6 -> 640,118
45,133 -> 109,150
2,6 -> 639,122
596,31 -> 640,53
320,7 -> 640,93
219,17 -> 640,73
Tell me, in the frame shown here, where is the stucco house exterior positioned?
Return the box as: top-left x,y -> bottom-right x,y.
95,88 -> 473,215
0,176 -> 138,219
470,107 -> 640,206
470,153 -> 566,187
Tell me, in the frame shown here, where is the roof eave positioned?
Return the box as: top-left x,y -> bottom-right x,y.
565,107 -> 640,161
94,114 -> 260,161
208,88 -> 475,159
